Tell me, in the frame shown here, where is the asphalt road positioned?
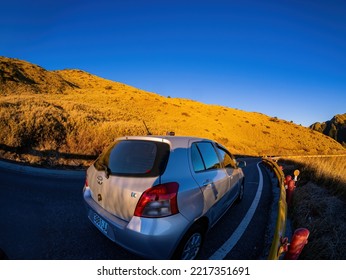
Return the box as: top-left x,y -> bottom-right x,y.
0,158 -> 273,260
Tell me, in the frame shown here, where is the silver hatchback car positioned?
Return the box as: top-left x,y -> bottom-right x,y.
83,135 -> 245,259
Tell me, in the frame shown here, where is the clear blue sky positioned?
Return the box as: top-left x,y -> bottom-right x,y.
2,0 -> 345,126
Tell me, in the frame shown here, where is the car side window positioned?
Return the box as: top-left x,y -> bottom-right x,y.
191,142 -> 221,172
191,143 -> 205,172
217,146 -> 237,170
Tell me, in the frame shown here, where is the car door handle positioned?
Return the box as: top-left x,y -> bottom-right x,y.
202,179 -> 212,187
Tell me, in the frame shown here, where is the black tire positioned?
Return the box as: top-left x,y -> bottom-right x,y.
236,179 -> 245,203
172,223 -> 205,260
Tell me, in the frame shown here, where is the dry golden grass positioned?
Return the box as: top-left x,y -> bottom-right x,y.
283,156 -> 346,198
1,57 -> 345,167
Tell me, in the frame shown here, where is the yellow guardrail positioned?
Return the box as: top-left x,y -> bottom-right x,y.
262,157 -> 287,260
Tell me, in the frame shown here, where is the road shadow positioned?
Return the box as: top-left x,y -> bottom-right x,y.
0,143 -> 98,169
0,248 -> 8,260
0,144 -> 97,161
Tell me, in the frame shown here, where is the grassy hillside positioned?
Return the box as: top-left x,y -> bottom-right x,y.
1,56 -> 345,167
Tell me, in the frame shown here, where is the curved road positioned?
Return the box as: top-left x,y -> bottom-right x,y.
0,158 -> 274,260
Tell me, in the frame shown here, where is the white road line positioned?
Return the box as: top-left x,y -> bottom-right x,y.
209,162 -> 264,260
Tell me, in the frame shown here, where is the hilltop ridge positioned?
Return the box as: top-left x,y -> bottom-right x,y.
310,114 -> 346,147
0,56 -> 345,167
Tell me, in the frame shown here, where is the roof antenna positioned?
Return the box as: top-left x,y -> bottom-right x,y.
143,120 -> 152,135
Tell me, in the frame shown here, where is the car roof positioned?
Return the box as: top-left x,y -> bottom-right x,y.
117,135 -> 213,149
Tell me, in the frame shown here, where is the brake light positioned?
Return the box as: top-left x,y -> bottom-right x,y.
134,182 -> 179,218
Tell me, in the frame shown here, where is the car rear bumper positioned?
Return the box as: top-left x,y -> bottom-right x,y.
83,187 -> 190,259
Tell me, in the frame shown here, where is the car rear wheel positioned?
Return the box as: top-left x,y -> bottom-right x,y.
173,223 -> 205,260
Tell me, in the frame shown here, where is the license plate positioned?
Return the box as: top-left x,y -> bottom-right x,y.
93,213 -> 108,234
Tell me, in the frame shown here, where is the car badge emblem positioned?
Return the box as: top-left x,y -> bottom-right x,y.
131,192 -> 137,198
97,176 -> 103,185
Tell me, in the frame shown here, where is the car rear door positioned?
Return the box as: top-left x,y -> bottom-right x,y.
189,141 -> 229,225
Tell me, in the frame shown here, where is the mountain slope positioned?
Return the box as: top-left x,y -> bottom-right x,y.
310,114 -> 346,147
0,57 -> 345,166
0,56 -> 79,95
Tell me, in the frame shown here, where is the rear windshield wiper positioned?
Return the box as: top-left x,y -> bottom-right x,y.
101,164 -> 111,179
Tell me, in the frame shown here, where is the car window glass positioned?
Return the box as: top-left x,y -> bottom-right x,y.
94,140 -> 170,177
196,142 -> 221,171
191,143 -> 205,172
217,147 -> 237,169
109,141 -> 157,174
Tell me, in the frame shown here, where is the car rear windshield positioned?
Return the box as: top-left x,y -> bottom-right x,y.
94,140 -> 170,177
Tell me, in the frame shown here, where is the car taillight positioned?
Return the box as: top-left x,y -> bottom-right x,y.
85,177 -> 89,188
134,182 -> 179,218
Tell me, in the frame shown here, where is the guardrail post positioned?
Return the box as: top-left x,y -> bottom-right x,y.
284,175 -> 292,189
284,228 -> 310,260
286,180 -> 295,206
